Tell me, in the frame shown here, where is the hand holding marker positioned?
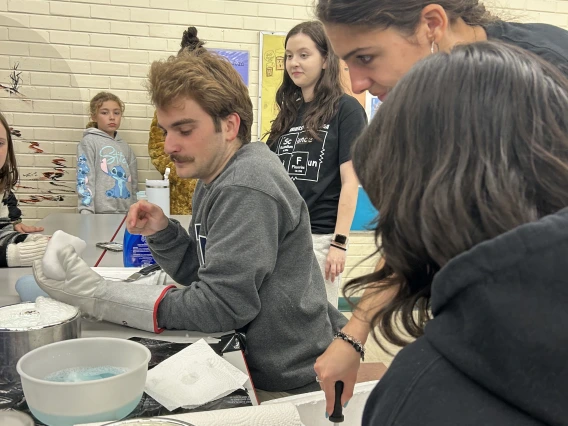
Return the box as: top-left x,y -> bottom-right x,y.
329,380 -> 344,424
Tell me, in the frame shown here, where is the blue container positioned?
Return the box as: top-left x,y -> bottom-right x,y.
122,229 -> 156,268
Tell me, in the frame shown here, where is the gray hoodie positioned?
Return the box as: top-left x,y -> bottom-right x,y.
77,127 -> 138,214
149,142 -> 347,392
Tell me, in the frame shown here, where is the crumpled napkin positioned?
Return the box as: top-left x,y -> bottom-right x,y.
90,267 -> 167,286
144,339 -> 249,411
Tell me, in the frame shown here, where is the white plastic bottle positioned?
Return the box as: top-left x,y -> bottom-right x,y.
146,167 -> 171,217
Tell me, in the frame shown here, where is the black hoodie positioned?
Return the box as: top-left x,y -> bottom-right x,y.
363,208 -> 568,426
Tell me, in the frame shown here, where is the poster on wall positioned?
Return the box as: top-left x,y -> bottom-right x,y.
212,49 -> 250,86
351,187 -> 379,231
365,93 -> 382,121
258,32 -> 287,141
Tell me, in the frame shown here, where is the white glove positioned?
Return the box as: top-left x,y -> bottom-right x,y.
7,236 -> 49,267
24,233 -> 51,241
42,230 -> 87,280
32,245 -> 175,333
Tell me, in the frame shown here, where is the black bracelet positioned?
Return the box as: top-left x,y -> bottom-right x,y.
334,331 -> 365,361
330,243 -> 347,251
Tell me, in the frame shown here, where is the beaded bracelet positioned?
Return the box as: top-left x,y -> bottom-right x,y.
334,331 -> 365,361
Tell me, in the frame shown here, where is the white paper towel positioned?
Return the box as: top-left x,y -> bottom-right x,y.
166,403 -> 305,426
145,339 -> 249,411
78,403 -> 305,426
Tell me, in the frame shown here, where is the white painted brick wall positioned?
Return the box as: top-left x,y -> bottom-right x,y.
0,0 -> 565,283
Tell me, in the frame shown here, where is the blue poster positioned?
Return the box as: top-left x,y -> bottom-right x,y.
370,97 -> 381,120
351,187 -> 379,231
212,49 -> 250,86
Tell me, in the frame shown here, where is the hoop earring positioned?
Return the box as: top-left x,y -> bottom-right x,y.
430,41 -> 438,54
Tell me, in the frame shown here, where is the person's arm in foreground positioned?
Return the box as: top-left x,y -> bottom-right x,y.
315,257 -> 397,415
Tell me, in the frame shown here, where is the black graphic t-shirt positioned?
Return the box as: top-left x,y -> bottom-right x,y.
269,94 -> 367,234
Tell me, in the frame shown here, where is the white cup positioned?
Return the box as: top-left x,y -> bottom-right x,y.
146,179 -> 170,217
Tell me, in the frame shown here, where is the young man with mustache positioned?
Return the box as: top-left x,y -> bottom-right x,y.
32,30 -> 346,401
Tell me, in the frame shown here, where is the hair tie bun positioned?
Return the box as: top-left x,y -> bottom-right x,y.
180,26 -> 206,53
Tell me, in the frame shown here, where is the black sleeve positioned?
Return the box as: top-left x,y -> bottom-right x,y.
4,192 -> 21,221
337,96 -> 368,165
0,247 -> 7,267
0,192 -> 21,232
0,231 -> 26,267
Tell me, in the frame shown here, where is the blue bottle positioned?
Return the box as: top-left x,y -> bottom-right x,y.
123,191 -> 156,267
123,228 -> 156,267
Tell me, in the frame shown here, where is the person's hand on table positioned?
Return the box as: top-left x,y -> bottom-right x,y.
14,223 -> 44,233
315,337 -> 362,416
126,200 -> 169,237
326,245 -> 346,283
317,258 -> 394,415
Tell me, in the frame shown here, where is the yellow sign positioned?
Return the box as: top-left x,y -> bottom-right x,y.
259,33 -> 286,141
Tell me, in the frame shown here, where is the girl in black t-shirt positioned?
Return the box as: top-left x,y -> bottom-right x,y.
267,21 -> 367,307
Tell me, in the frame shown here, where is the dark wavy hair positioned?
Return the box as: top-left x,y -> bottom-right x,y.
348,41 -> 568,350
267,21 -> 343,143
315,0 -> 497,33
0,112 -> 19,194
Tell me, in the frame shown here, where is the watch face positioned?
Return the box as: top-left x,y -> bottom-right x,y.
334,234 -> 347,245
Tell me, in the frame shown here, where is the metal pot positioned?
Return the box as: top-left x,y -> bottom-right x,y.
0,302 -> 80,383
104,419 -> 195,425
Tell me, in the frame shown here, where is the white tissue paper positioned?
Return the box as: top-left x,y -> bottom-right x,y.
144,339 -> 249,411
77,402 -> 305,426
41,230 -> 87,280
163,403 -> 305,426
91,267 -> 167,286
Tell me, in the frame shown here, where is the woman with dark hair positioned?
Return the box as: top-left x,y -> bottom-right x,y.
316,0 -> 568,98
314,0 -> 568,413
345,41 -> 568,424
267,21 -> 367,307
